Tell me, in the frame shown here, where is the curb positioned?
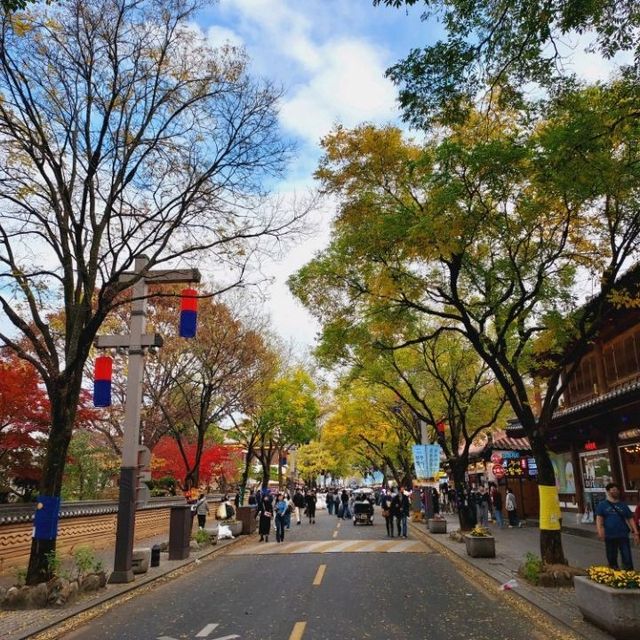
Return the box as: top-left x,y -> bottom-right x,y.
11,535 -> 247,640
409,522 -> 591,640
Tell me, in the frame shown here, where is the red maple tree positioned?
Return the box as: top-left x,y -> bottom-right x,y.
0,351 -> 50,499
151,436 -> 242,491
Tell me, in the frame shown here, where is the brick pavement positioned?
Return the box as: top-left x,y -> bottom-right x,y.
410,513 -> 640,640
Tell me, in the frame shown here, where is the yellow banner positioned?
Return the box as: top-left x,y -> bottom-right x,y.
539,485 -> 562,531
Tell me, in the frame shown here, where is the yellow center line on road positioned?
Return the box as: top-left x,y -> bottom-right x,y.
289,621 -> 307,640
313,564 -> 326,586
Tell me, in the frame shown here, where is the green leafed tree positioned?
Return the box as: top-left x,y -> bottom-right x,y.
290,80 -> 640,563
375,0 -> 640,126
248,367 -> 320,490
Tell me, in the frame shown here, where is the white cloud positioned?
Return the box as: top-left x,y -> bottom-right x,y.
206,25 -> 244,49
279,39 -> 398,144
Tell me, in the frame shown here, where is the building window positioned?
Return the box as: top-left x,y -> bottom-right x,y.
604,328 -> 640,388
618,440 -> 640,492
567,355 -> 597,403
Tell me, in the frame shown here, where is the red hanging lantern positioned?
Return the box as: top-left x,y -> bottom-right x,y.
179,288 -> 198,338
436,420 -> 446,434
93,355 -> 112,407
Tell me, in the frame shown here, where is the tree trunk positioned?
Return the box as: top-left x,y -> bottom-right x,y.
529,429 -> 567,565
452,461 -> 474,532
26,383 -> 79,585
239,449 -> 253,504
260,457 -> 271,490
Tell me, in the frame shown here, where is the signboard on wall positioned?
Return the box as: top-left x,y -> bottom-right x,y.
550,451 -> 576,494
579,449 -> 613,492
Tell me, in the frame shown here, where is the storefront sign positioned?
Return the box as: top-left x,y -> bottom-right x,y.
492,463 -> 505,479
584,440 -> 598,451
579,449 -> 613,492
619,428 -> 640,441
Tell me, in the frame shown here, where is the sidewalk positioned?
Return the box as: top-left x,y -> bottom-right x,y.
0,532 -> 243,640
410,513 -> 640,640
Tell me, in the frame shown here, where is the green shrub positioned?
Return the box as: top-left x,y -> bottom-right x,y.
73,546 -> 99,577
194,528 -> 209,545
13,567 -> 27,587
45,550 -> 62,577
521,552 -> 544,585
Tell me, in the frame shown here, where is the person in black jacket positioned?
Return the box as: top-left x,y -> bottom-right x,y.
305,490 -> 317,524
293,488 -> 305,525
380,491 -> 394,537
391,489 -> 410,538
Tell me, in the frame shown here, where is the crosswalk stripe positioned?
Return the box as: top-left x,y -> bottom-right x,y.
386,540 -> 419,552
230,539 -> 428,555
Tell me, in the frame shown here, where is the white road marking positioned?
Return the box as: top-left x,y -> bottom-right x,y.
196,623 -> 219,637
157,637 -> 178,640
386,540 -> 416,552
209,636 -> 240,640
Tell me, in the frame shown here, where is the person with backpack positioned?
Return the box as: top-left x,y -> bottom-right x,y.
595,482 -> 640,570
195,493 -> 209,529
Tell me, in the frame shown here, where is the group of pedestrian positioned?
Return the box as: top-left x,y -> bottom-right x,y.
379,488 -> 410,538
254,487 -> 319,543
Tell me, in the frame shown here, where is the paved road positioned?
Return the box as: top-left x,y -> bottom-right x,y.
64,507 -> 552,640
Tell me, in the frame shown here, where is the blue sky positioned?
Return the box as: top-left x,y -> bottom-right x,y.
191,1 -> 634,354
194,0 -> 437,351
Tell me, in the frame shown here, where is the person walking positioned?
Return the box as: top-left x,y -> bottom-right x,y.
195,493 -> 209,529
477,487 -> 490,526
248,489 -> 257,506
284,493 -> 293,529
274,492 -> 288,543
391,489 -> 410,538
595,482 -> 640,570
293,487 -> 305,525
340,489 -> 351,520
326,490 -> 335,516
257,492 -> 273,542
492,487 -> 504,528
505,488 -> 518,528
306,490 -> 317,524
380,491 -> 394,537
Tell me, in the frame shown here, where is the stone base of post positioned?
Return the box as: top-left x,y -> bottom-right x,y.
109,466 -> 137,584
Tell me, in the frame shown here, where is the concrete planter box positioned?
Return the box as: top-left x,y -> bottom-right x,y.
574,576 -> 640,640
224,520 -> 243,537
428,518 -> 447,534
464,534 -> 495,558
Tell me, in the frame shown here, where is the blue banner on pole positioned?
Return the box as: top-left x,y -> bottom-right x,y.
33,496 -> 61,541
413,444 -> 441,480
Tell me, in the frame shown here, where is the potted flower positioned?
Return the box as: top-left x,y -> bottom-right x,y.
574,566 -> 640,639
464,525 -> 495,558
428,514 -> 447,534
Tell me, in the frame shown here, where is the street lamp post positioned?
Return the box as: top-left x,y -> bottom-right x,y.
96,255 -> 200,584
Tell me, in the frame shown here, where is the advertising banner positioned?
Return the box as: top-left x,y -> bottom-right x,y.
413,444 -> 441,480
